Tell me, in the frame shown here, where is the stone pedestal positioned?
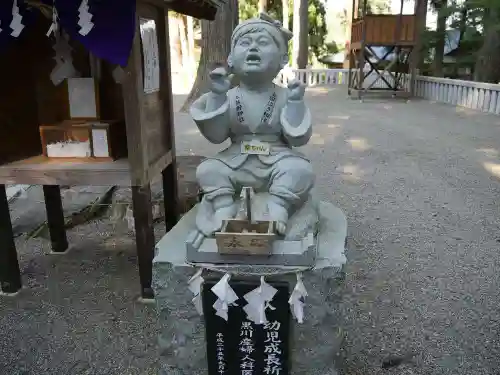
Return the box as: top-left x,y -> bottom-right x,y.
152,200 -> 348,375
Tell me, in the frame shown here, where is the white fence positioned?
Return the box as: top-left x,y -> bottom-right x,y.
276,68 -> 500,115
413,76 -> 500,115
275,68 -> 400,89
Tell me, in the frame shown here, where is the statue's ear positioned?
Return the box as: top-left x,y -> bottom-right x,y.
227,55 -> 233,69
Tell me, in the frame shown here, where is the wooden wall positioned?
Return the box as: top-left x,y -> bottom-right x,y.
351,15 -> 416,47
0,16 -> 47,164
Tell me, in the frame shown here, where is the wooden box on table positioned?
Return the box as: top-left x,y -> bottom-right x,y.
39,120 -> 127,160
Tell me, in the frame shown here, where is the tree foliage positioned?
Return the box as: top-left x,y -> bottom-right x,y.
365,0 -> 392,14
238,0 -> 328,63
417,0 -> 500,82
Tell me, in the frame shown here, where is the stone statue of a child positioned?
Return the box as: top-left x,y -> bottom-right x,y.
189,13 -> 315,242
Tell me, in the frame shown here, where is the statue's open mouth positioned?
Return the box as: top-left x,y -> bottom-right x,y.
246,54 -> 261,63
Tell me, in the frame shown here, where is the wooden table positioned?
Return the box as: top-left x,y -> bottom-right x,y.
0,154 -> 178,300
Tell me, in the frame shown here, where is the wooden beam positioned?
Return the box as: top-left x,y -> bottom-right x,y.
122,7 -> 148,187
157,8 -> 180,231
0,156 -> 132,186
131,184 -> 155,299
43,185 -> 69,253
0,184 -> 22,294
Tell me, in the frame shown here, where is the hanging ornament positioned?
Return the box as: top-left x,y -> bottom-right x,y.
242,276 -> 278,325
0,20 -> 3,34
50,31 -> 80,86
188,268 -> 205,316
112,66 -> 126,84
288,272 -> 308,323
211,273 -> 239,321
10,0 -> 25,38
78,0 -> 95,36
46,2 -> 58,37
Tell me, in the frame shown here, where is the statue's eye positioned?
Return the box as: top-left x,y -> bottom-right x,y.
258,38 -> 271,46
239,39 -> 251,46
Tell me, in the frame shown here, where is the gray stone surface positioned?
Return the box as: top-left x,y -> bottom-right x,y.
152,199 -> 347,375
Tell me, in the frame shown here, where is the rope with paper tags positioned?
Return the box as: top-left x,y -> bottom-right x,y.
188,269 -> 309,324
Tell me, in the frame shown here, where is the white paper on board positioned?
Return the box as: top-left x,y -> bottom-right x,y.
139,18 -> 160,93
91,128 -> 110,157
67,78 -> 97,118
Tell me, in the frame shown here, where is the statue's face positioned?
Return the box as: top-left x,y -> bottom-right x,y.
231,30 -> 282,77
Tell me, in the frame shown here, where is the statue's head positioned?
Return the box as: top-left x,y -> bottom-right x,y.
228,13 -> 293,81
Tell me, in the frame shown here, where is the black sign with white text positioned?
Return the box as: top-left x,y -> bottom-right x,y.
202,279 -> 291,375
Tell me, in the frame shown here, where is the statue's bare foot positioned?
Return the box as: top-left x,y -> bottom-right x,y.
275,221 -> 287,235
267,199 -> 289,235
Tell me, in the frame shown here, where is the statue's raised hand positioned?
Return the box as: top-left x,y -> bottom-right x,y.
209,67 -> 232,95
287,79 -> 306,101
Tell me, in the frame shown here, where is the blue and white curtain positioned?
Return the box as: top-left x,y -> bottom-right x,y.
0,0 -> 136,66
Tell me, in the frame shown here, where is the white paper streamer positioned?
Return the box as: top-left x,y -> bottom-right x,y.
125,206 -> 135,231
78,0 -> 95,36
46,4 -> 58,37
50,32 -> 79,86
242,276 -> 278,325
188,268 -> 204,316
211,273 -> 239,321
112,66 -> 126,84
0,20 -> 3,33
10,0 -> 25,37
288,272 -> 308,323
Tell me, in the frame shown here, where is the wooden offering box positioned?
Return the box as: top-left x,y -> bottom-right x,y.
40,120 -> 127,160
215,219 -> 276,256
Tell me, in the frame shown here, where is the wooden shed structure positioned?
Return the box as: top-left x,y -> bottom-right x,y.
347,0 -> 417,99
0,0 -> 219,299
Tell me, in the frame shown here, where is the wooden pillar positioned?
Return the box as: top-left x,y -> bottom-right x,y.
0,185 -> 22,294
131,184 -> 155,300
162,165 -> 179,231
158,9 -> 180,231
43,185 -> 69,253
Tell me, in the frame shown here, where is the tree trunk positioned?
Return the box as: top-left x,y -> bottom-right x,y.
292,0 -> 309,68
411,0 -> 428,71
451,2 -> 468,77
178,16 -> 190,70
474,7 -> 500,83
180,0 -> 238,112
282,0 -> 289,29
169,15 -> 182,72
186,16 -> 196,71
259,0 -> 268,13
432,0 -> 447,77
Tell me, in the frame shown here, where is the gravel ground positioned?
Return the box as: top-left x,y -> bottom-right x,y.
2,87 -> 500,374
